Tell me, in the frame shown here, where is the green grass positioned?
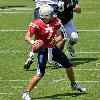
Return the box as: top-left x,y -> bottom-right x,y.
0,0 -> 100,100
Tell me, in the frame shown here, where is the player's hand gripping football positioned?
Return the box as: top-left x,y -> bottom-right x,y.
31,40 -> 44,52
51,35 -> 58,46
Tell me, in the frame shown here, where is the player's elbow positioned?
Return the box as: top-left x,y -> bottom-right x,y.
25,34 -> 30,43
25,35 -> 28,42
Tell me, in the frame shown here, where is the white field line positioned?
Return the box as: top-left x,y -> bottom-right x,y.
0,93 -> 14,95
0,50 -> 100,54
49,80 -> 100,83
0,80 -> 28,82
96,63 -> 100,66
76,52 -> 100,54
0,12 -> 33,14
0,8 -> 33,10
0,80 -> 99,95
0,8 -> 97,13
0,30 -> 26,32
0,29 -> 100,32
0,50 -> 26,53
0,11 -> 96,14
0,8 -> 33,11
78,30 -> 100,32
0,79 -> 99,83
75,69 -> 100,71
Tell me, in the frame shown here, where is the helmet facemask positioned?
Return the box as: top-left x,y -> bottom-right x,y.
39,4 -> 54,20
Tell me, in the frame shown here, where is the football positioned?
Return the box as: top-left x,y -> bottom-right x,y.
32,40 -> 44,52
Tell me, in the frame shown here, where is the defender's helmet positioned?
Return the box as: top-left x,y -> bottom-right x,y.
39,4 -> 54,19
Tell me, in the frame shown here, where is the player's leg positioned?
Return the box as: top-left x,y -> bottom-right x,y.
48,40 -> 64,68
65,20 -> 79,57
52,47 -> 86,92
66,67 -> 86,92
24,51 -> 34,69
22,74 -> 41,100
23,49 -> 48,99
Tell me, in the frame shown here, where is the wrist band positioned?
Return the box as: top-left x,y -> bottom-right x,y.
30,40 -> 34,45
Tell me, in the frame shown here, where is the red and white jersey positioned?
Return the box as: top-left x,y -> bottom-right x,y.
35,0 -> 58,8
28,18 -> 62,48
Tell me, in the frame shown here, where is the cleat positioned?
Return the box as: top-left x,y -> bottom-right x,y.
72,83 -> 86,93
67,43 -> 77,58
22,92 -> 31,100
48,60 -> 62,68
24,58 -> 33,69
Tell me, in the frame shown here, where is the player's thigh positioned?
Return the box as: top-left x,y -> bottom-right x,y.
52,47 -> 72,68
65,20 -> 78,42
37,50 -> 48,76
65,20 -> 77,36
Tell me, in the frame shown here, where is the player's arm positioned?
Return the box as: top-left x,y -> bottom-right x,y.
55,29 -> 63,43
25,21 -> 38,45
53,29 -> 64,49
73,0 -> 78,8
51,29 -> 63,45
25,30 -> 35,45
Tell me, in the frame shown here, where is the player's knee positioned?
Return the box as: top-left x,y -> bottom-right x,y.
37,72 -> 45,77
70,32 -> 79,42
37,67 -> 45,77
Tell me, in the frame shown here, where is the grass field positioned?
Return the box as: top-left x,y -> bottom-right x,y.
0,0 -> 100,100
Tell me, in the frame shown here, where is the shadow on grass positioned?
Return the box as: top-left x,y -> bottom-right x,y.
70,57 -> 99,67
24,69 -> 36,71
24,64 -> 53,71
31,92 -> 87,99
49,57 -> 98,69
0,5 -> 26,9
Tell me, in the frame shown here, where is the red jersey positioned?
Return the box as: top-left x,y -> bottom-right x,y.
28,18 -> 62,48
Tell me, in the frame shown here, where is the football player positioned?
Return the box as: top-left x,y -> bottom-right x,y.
57,0 -> 81,57
24,0 -> 62,69
22,4 -> 86,100
24,0 -> 81,69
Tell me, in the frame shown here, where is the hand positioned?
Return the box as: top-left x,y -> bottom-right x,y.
51,35 -> 63,46
30,40 -> 42,45
75,4 -> 81,13
51,35 -> 57,46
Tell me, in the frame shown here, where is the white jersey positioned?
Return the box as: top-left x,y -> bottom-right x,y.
35,0 -> 58,8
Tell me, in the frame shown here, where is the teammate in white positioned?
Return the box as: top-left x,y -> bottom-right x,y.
35,0 -> 58,8
57,0 -> 81,57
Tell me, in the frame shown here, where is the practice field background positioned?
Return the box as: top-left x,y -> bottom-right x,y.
0,0 -> 100,100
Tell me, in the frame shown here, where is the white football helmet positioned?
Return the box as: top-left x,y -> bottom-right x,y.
39,4 -> 54,19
